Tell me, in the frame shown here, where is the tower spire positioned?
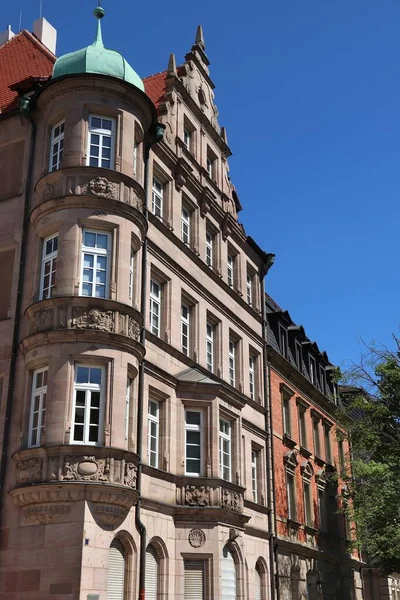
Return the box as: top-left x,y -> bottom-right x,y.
167,53 -> 177,76
93,3 -> 105,47
194,25 -> 205,51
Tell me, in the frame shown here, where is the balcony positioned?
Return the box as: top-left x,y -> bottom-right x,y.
175,476 -> 249,527
21,296 -> 143,359
32,166 -> 146,236
10,445 -> 139,529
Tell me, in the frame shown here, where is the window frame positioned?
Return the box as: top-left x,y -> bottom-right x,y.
249,355 -> 255,401
40,234 -> 58,300
303,479 -> 313,527
181,205 -> 191,245
324,423 -> 332,464
309,355 -> 316,385
206,321 -> 214,373
185,409 -> 203,476
219,417 -> 232,482
313,417 -> 321,458
246,272 -> 253,305
282,390 -> 292,438
279,325 -> 288,358
298,403 -> 307,449
125,377 -> 132,441
251,448 -> 260,503
205,230 -> 213,267
128,247 -> 134,301
28,366 -> 48,448
286,471 -> 297,521
228,339 -> 236,387
181,303 -> 190,356
80,229 -> 111,299
87,114 -> 116,169
295,340 -> 302,372
148,398 -> 160,468
152,176 -> 164,218
49,120 -> 65,173
70,364 -> 105,446
149,278 -> 162,337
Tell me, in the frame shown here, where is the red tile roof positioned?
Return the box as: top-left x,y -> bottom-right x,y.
0,30 -> 55,113
143,71 -> 167,108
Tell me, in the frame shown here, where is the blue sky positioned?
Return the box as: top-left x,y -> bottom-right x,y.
4,0 -> 400,368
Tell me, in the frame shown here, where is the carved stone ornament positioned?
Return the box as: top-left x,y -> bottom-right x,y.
62,456 -> 109,482
124,462 -> 138,488
188,528 -> 206,548
185,485 -> 210,507
43,181 -> 63,201
221,488 -> 242,513
16,458 -> 42,485
24,503 -> 71,525
72,308 -> 114,333
127,317 -> 140,340
82,176 -> 118,199
91,503 -> 129,529
29,309 -> 54,334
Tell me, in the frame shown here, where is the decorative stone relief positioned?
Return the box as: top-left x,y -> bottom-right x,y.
72,308 -> 114,333
127,317 -> 140,340
43,181 -> 63,201
23,503 -> 71,525
16,458 -> 42,484
188,528 -> 206,548
29,309 -> 54,334
62,456 -> 110,482
82,176 -> 118,199
185,485 -> 210,507
221,488 -> 242,513
124,463 -> 138,488
90,503 -> 129,529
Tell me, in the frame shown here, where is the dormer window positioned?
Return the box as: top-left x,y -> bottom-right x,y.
87,115 -> 115,169
309,355 -> 316,385
295,340 -> 302,372
279,325 -> 287,359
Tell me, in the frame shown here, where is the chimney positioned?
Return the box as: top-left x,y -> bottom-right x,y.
0,25 -> 15,47
33,17 -> 57,55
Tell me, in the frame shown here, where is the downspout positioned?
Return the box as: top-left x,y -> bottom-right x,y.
260,259 -> 277,600
0,97 -> 36,528
135,122 -> 165,600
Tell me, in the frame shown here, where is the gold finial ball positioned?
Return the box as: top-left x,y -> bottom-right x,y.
93,6 -> 105,19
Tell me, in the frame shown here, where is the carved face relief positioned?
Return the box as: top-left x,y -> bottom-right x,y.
90,177 -> 110,197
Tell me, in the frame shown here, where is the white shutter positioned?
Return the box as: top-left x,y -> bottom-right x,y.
107,539 -> 125,600
221,547 -> 236,600
255,569 -> 262,600
184,560 -> 204,600
145,546 -> 158,600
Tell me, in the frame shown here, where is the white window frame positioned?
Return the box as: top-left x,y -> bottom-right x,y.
125,377 -> 132,440
183,128 -> 191,150
80,229 -> 111,298
87,114 -> 116,169
228,340 -> 236,387
152,177 -> 163,218
295,341 -> 302,371
40,234 -> 58,300
303,479 -> 313,527
227,254 -> 234,288
282,392 -> 292,437
71,365 -> 105,446
309,355 -> 316,384
249,356 -> 255,401
251,449 -> 259,503
219,418 -> 232,482
133,139 -> 138,177
246,273 -> 253,305
49,120 -> 65,172
287,471 -> 296,520
206,322 -> 214,372
28,367 -> 48,448
149,279 -> 161,337
129,247 -> 134,300
148,399 -> 159,468
205,231 -> 213,267
181,206 -> 190,245
181,303 -> 190,356
207,156 -> 213,178
185,409 -> 203,476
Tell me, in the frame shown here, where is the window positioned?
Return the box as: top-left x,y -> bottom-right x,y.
149,279 -> 161,337
246,273 -> 253,305
133,139 -> 138,177
295,341 -> 302,371
309,355 -> 316,384
87,115 -> 115,169
221,546 -> 237,599
71,365 -> 104,445
28,367 -> 48,447
251,449 -> 260,503
184,560 -> 205,600
227,254 -> 234,288
148,399 -> 159,468
152,177 -> 163,217
181,303 -> 190,356
282,391 -> 292,438
145,545 -> 159,600
183,128 -> 191,150
313,418 -> 321,457
319,365 -> 326,394
279,325 -> 287,358
205,231 -> 213,267
206,156 -> 213,178
324,424 -> 332,463
40,234 -> 58,300
303,480 -> 313,527
338,440 -> 345,472
249,356 -> 255,401
49,120 -> 64,172
287,472 -> 296,520
219,418 -> 232,481
125,378 -> 132,440
181,206 -> 190,245
107,539 -> 126,599
185,410 -> 202,475
206,322 -> 214,372
298,404 -> 307,449
228,340 -> 236,387
81,230 -> 111,298
128,247 -> 134,301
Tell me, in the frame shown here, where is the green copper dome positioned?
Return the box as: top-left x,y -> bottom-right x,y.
52,6 -> 144,92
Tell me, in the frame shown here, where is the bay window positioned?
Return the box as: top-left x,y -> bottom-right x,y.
87,115 -> 115,169
219,418 -> 232,481
49,120 -> 64,172
185,410 -> 203,476
28,367 -> 48,447
71,365 -> 104,445
40,234 -> 58,300
81,229 -> 111,298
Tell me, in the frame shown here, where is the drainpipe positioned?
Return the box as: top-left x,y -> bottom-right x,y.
135,122 -> 165,600
260,262 -> 277,600
0,97 -> 36,529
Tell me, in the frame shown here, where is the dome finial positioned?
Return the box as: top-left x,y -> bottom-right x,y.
93,3 -> 105,47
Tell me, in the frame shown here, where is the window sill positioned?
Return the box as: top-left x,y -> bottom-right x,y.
287,518 -> 301,530
314,455 -> 325,467
300,446 -> 312,458
304,525 -> 318,536
283,434 -> 297,449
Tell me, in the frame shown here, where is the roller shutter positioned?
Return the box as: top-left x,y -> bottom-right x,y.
145,546 -> 158,600
184,560 -> 204,600
107,539 -> 125,600
255,569 -> 262,600
221,547 -> 236,600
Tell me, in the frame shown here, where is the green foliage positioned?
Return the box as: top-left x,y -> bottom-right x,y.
340,337 -> 400,574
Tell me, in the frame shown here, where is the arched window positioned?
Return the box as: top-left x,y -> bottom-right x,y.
145,545 -> 159,600
107,539 -> 126,600
221,546 -> 237,599
255,566 -> 262,600
255,559 -> 268,600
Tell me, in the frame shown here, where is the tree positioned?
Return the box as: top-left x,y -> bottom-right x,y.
339,336 -> 400,575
